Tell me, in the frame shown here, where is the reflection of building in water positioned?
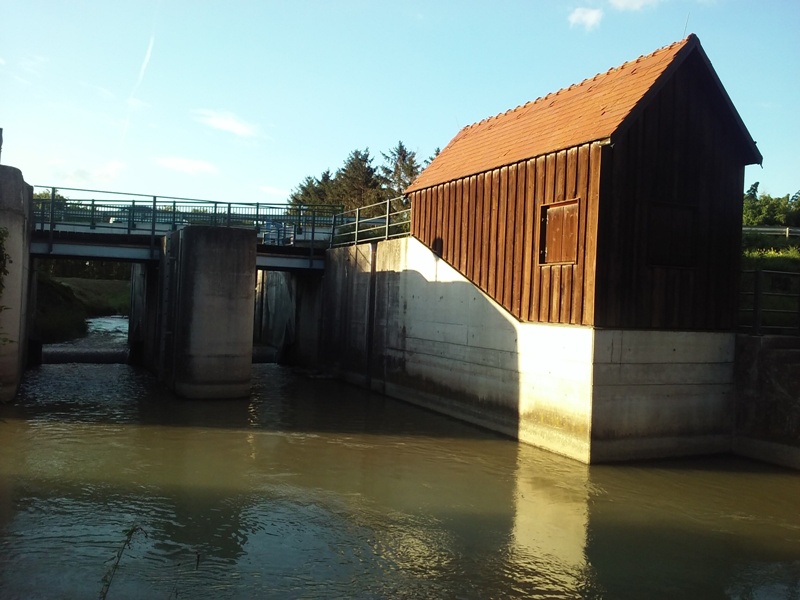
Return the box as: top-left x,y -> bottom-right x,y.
511,444 -> 593,594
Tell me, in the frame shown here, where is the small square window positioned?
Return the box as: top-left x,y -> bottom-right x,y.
540,199 -> 579,264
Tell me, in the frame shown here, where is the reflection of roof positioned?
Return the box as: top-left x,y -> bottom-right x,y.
406,34 -> 760,194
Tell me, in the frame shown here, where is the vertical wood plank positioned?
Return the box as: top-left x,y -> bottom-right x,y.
582,143 -> 603,326
475,173 -> 485,289
459,177 -> 469,273
512,162 -> 526,319
481,172 -> 492,292
465,176 -> 476,280
539,265 -> 551,322
561,266 -> 573,323
444,182 -> 454,263
488,169 -> 500,298
521,159 -> 536,321
495,167 -> 508,303
452,180 -> 463,270
531,155 -> 547,322
554,150 -> 567,203
502,165 -> 516,311
572,144 -> 590,324
551,265 -> 562,322
565,147 -> 578,200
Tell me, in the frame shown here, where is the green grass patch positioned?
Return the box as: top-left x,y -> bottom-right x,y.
54,277 -> 131,316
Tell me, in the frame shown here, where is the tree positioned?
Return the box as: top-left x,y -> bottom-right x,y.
380,141 -> 421,199
331,148 -> 383,210
288,171 -> 335,207
742,183 -> 794,227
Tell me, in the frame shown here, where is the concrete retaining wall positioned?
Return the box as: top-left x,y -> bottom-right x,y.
733,335 -> 800,469
322,237 -> 738,463
0,166 -> 33,403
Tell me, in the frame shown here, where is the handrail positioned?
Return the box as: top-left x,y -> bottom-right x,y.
742,226 -> 800,238
330,196 -> 411,247
32,185 -> 341,250
740,269 -> 800,335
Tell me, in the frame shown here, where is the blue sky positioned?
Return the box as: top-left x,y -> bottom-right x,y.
1,0 -> 797,203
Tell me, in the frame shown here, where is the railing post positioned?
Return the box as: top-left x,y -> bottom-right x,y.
226,203 -> 232,227
129,200 -> 135,234
310,209 -> 316,264
753,268 -> 763,336
48,187 -> 56,252
385,197 -> 391,240
150,196 -> 157,259
90,199 -> 96,229
171,200 -> 177,230
330,213 -> 337,248
255,203 -> 260,233
355,207 -> 360,245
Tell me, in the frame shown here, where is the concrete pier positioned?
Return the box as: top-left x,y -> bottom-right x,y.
0,166 -> 33,402
131,226 -> 257,398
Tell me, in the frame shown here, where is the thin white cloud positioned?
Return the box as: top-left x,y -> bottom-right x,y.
157,156 -> 218,175
259,185 -> 290,197
192,109 -> 257,137
0,57 -> 5,66
610,0 -> 660,9
59,160 -> 126,186
569,7 -> 603,30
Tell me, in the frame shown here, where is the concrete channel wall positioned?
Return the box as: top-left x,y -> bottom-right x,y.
0,166 -> 33,403
322,237 -> 739,464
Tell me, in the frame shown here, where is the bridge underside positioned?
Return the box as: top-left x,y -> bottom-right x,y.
30,230 -> 325,271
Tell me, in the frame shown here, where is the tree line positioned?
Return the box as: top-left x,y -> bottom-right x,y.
288,142 -> 438,210
742,182 -> 800,227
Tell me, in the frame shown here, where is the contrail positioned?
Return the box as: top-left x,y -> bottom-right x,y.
133,34 -> 155,95
121,33 -> 155,144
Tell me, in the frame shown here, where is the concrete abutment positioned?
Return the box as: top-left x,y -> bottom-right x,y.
0,166 -> 33,403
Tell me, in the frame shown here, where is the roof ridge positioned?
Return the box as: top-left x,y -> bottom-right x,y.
458,35 -> 694,134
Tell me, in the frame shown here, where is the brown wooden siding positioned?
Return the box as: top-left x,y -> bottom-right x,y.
409,142 -> 603,325
593,51 -> 746,330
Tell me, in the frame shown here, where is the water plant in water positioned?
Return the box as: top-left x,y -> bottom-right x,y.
98,524 -> 147,600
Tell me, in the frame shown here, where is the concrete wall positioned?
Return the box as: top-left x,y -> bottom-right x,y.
591,330 -> 735,461
733,335 -> 800,469
322,237 -> 738,463
154,226 -> 256,399
323,238 -> 594,461
0,166 -> 32,402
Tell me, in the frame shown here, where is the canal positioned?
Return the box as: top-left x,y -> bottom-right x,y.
0,319 -> 798,598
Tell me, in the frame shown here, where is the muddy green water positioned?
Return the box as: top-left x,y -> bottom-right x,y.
1,328 -> 799,598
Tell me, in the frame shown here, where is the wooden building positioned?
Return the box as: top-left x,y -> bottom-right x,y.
406,34 -> 761,331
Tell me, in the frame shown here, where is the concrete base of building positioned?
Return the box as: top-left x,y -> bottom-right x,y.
733,437 -> 800,471
323,237 -> 738,465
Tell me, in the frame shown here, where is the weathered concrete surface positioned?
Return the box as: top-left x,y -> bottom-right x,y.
0,166 -> 33,403
591,330 -> 735,461
733,334 -> 800,469
322,237 -> 738,463
323,238 -> 594,461
160,226 -> 256,399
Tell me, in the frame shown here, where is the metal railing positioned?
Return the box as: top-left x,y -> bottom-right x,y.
742,226 -> 800,238
740,269 -> 800,335
330,196 -> 410,247
32,186 -> 340,248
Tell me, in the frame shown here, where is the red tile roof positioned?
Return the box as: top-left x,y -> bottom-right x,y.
406,34 -> 757,194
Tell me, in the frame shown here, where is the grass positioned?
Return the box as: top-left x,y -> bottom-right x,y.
54,277 -> 131,316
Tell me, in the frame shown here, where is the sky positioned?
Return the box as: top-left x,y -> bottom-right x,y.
0,0 -> 797,205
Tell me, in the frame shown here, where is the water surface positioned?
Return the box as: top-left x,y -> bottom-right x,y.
0,333 -> 798,598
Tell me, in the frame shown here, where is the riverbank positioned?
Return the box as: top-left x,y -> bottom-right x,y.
35,276 -> 130,343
